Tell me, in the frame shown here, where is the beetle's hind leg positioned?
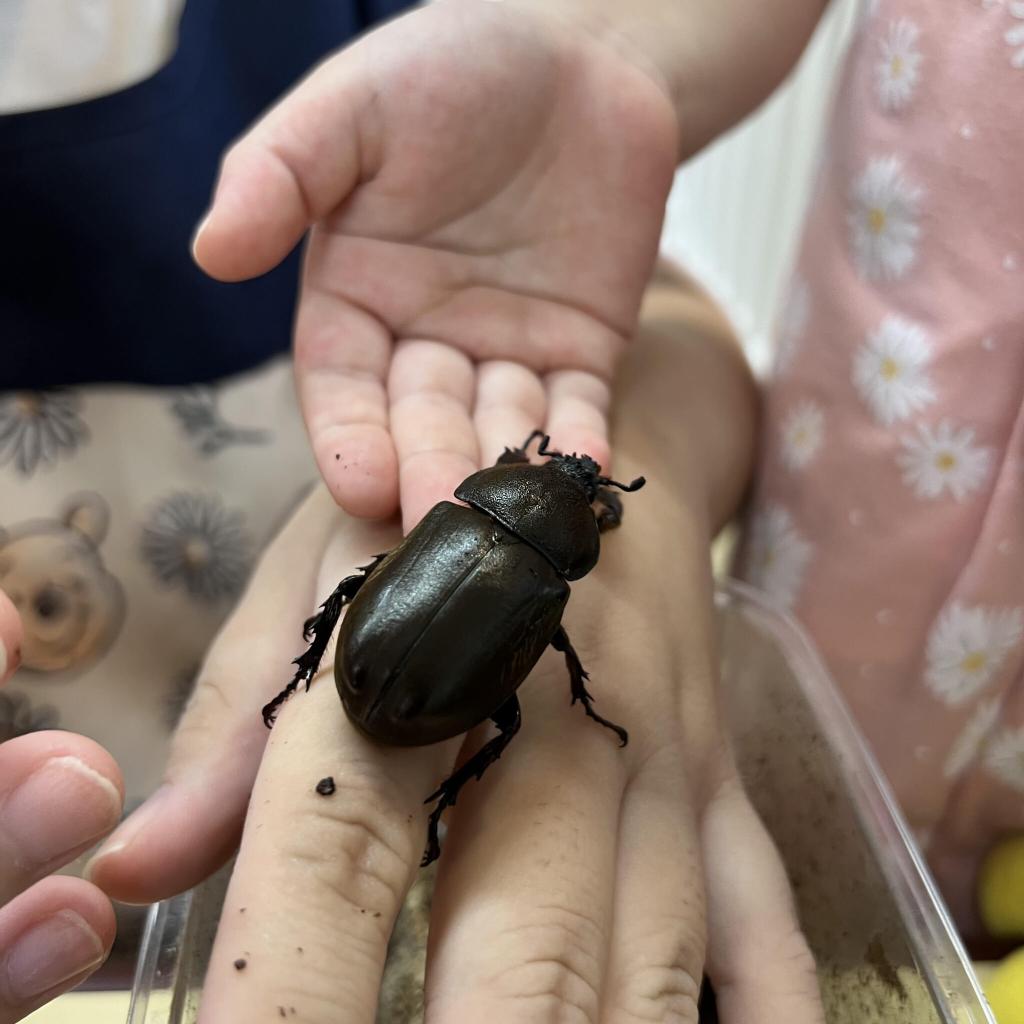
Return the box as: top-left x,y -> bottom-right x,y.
421,695 -> 522,866
593,486 -> 625,533
551,625 -> 628,747
261,553 -> 389,728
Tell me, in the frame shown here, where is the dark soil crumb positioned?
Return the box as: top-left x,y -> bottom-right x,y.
233,958 -> 247,971
316,777 -> 336,796
866,937 -> 908,1001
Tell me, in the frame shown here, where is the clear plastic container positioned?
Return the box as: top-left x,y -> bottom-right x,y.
126,580 -> 996,1024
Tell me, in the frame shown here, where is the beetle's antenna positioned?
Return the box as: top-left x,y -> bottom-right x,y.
519,429 -> 548,454
536,434 -> 561,458
598,475 -> 646,492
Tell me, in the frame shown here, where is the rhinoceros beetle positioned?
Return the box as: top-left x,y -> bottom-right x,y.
262,431 -> 645,864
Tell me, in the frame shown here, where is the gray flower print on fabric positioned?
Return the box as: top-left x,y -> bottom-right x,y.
0,691 -> 58,741
141,492 -> 251,602
0,391 -> 88,476
170,387 -> 269,456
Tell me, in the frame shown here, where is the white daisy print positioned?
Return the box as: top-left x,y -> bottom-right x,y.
775,278 -> 809,375
925,602 -> 1023,706
876,19 -> 923,112
780,400 -> 825,471
897,420 -> 992,501
745,505 -> 813,612
985,726 -> 1024,792
848,156 -> 923,282
853,315 -> 936,425
1006,2 -> 1024,69
944,699 -> 1002,779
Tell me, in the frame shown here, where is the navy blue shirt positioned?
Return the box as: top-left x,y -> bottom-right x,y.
1,0 -> 410,389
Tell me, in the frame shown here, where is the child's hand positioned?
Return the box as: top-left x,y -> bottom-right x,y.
0,595 -> 124,1022
192,0 -> 679,533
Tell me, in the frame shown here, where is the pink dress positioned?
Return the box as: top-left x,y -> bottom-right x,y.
738,0 -> 1024,926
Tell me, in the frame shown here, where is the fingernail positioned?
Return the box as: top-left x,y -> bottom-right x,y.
84,785 -> 168,885
1,757 -> 122,869
4,911 -> 105,1002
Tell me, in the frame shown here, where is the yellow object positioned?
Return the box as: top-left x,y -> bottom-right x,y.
25,991 -> 131,1023
979,837 -> 1024,938
985,948 -> 1024,1024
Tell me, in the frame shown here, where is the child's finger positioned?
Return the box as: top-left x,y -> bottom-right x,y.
86,488 -> 354,904
601,744 -> 708,1023
0,734 -> 123,906
544,369 -> 612,473
191,51 -> 372,282
0,592 -> 22,685
195,661 -> 451,1024
701,775 -> 825,1024
294,274 -> 400,520
389,340 -> 480,534
0,876 -> 114,1024
473,359 -> 547,467
423,656 -> 625,1024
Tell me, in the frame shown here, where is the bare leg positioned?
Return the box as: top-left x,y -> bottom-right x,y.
261,553 -> 388,727
422,695 -> 522,866
550,625 -> 628,747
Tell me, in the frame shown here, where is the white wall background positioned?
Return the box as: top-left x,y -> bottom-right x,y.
660,0 -> 861,375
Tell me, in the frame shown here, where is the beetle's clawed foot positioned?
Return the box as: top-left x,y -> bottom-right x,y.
551,625 -> 629,748
419,695 -> 523,867
574,689 -> 629,747
261,556 -> 391,730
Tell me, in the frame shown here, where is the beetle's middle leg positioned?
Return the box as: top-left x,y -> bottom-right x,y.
551,625 -> 629,747
421,694 -> 522,866
261,553 -> 389,728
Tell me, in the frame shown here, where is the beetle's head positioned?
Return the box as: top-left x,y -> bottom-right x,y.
542,444 -> 646,503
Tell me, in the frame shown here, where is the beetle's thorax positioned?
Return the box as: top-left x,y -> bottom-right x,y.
454,462 -> 601,581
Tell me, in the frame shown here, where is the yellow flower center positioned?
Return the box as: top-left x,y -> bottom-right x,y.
890,55 -> 904,77
960,650 -> 988,675
183,536 -> 211,568
880,357 -> 901,380
935,451 -> 957,472
868,207 -> 887,234
13,394 -> 41,418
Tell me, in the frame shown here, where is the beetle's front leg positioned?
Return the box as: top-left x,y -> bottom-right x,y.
421,694 -> 522,866
495,429 -> 547,465
592,486 -> 625,533
261,553 -> 389,728
551,625 -> 629,747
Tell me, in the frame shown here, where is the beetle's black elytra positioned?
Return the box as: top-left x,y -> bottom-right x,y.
262,431 -> 645,865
